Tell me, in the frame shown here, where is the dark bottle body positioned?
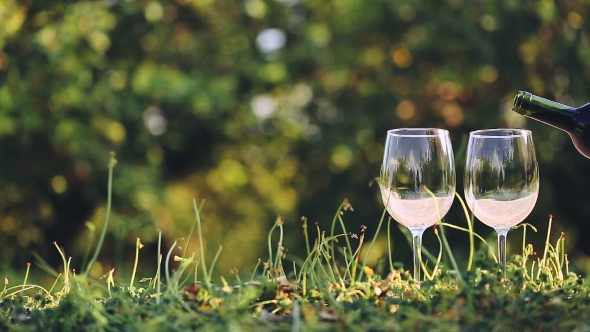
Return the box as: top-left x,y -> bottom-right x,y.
512,91 -> 590,159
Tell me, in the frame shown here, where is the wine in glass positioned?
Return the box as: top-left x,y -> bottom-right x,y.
379,128 -> 456,282
464,129 -> 539,275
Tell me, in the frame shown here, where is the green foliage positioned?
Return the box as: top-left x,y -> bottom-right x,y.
0,196 -> 588,331
2,0 -> 590,277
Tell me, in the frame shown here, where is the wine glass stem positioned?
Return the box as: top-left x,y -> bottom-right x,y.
411,230 -> 424,282
497,229 -> 509,277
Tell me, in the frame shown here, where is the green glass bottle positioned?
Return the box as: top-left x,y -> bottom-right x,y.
512,91 -> 590,158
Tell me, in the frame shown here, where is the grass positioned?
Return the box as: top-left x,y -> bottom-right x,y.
1,154 -> 590,331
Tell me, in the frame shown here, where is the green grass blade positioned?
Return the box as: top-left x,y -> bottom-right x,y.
81,222 -> 96,275
164,240 -> 178,290
184,200 -> 205,259
358,205 -> 388,281
85,152 -> 117,277
193,198 -> 210,289
454,192 -> 475,270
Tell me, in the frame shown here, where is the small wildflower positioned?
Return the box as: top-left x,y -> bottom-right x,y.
343,198 -> 354,211
360,225 -> 367,233
4,277 -> 8,285
108,152 -> 117,167
230,267 -> 239,275
221,276 -> 232,293
350,232 -> 359,239
385,269 -> 401,283
375,286 -> 383,296
276,215 -> 284,226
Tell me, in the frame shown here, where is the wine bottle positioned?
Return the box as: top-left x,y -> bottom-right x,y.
512,91 -> 590,158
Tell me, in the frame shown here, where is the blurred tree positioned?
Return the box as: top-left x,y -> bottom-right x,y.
1,0 -> 590,275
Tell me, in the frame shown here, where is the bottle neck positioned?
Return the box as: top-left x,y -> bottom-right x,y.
512,91 -> 574,115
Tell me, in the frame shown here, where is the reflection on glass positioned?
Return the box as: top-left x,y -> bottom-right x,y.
379,128 -> 456,282
464,129 -> 539,275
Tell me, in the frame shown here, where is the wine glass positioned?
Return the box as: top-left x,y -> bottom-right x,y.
464,129 -> 539,275
379,128 -> 456,282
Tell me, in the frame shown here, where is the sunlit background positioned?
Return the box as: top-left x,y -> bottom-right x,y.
2,0 -> 590,283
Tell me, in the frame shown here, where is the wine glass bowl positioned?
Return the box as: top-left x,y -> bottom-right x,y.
379,128 -> 456,281
464,129 -> 539,273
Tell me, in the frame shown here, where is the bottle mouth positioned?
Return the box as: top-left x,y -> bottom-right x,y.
512,91 -> 532,115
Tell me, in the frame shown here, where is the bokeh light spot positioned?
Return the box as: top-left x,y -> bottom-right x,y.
87,31 -> 111,54
437,81 -> 459,100
3,4 -> 25,35
220,159 -> 249,187
17,231 -> 31,247
258,62 -> 288,82
307,23 -> 332,47
479,14 -> 497,31
147,146 -> 164,165
272,187 -> 298,212
359,235 -> 388,266
51,175 -> 68,194
478,65 -> 499,84
398,5 -> 415,22
289,84 -> 313,108
40,202 -> 54,219
554,68 -> 570,88
330,145 -> 354,173
518,42 -> 539,65
391,44 -> 412,68
356,129 -> 373,146
245,0 -> 267,18
134,191 -> 158,210
256,28 -> 287,54
568,12 -> 583,29
362,47 -> 385,68
143,106 -> 168,136
89,262 -> 103,279
441,102 -> 464,128
396,100 -> 417,120
536,0 -> 556,23
1,216 -> 17,234
106,121 -> 127,143
145,1 -> 164,22
251,95 -> 277,120
108,70 -> 127,90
